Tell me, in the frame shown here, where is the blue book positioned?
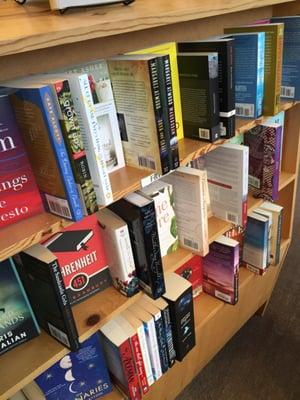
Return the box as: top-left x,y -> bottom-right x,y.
35,332 -> 112,400
10,85 -> 83,221
229,32 -> 265,118
272,16 -> 300,100
0,258 -> 40,356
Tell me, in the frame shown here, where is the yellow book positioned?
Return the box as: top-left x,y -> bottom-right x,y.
130,42 -> 184,140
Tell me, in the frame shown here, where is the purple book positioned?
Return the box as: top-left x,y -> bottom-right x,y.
203,235 -> 239,305
244,123 -> 282,201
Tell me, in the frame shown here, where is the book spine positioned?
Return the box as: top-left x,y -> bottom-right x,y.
49,259 -> 80,351
228,41 -> 235,114
256,33 -> 265,118
275,25 -> 284,114
275,210 -> 282,265
233,245 -> 240,305
130,333 -> 149,395
116,226 -> 136,283
40,87 -> 83,221
263,221 -> 269,269
140,202 -> 165,299
153,314 -> 169,374
147,319 -> 163,380
54,80 -> 98,216
208,55 -> 221,142
148,58 -> 170,175
137,325 -> 155,386
161,306 -> 176,367
242,147 -> 249,227
200,172 -> 209,256
119,339 -> 141,400
272,126 -> 282,200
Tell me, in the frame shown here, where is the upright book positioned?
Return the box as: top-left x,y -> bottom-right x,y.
175,254 -> 203,298
0,258 -> 40,356
0,90 -> 44,228
177,52 -> 220,142
203,235 -> 239,305
178,37 -> 235,138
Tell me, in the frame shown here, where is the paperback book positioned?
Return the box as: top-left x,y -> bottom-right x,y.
253,207 -> 273,264
264,111 -> 285,171
175,254 -> 203,298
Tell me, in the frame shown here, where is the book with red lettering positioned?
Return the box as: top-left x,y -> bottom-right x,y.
43,214 -> 111,305
0,90 -> 44,228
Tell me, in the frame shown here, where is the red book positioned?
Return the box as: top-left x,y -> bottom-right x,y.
0,90 -> 43,228
175,255 -> 203,297
43,214 -> 111,305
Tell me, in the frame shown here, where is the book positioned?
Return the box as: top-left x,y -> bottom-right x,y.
99,319 -> 141,400
175,255 -> 203,298
264,111 -> 285,171
259,201 -> 283,265
244,123 -> 282,201
140,180 -> 179,257
228,32 -> 265,119
162,166 -> 209,256
35,332 -> 112,400
108,55 -> 171,174
0,89 -> 44,228
0,258 -> 40,356
127,303 -> 162,381
130,42 -> 184,140
177,52 -> 220,142
96,208 -> 139,297
196,143 -> 249,226
21,382 -> 45,400
17,244 -> 79,351
253,207 -> 273,265
177,37 -> 235,138
49,0 -> 126,10
224,23 -> 284,116
43,214 -> 111,305
203,235 -> 239,305
224,225 -> 245,265
243,212 -> 269,275
162,272 -> 195,361
9,392 -> 28,400
271,16 -> 300,100
122,309 -> 155,387
109,192 -> 165,299
8,84 -> 83,221
63,60 -> 125,173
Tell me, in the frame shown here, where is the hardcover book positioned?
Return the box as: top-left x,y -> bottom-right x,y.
203,235 -> 239,305
162,167 -> 209,256
162,272 -> 195,362
43,214 -> 111,305
141,180 -> 179,257
35,332 -> 112,400
97,208 -> 139,297
175,255 -> 203,298
177,52 -> 220,142
8,84 -> 83,221
17,244 -> 80,351
224,23 -> 284,116
0,258 -> 40,356
109,192 -> 165,299
244,123 -> 282,201
0,90 -> 44,228
178,37 -> 235,138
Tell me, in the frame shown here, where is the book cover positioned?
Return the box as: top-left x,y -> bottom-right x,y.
141,180 -> 179,257
162,273 -> 195,362
224,23 -> 284,116
35,332 -> 112,400
175,254 -> 203,298
228,32 -> 265,119
177,52 -> 220,142
0,258 -> 40,356
109,193 -> 165,299
9,85 -> 83,221
203,235 -> 239,305
0,90 -> 44,228
244,123 -> 282,201
264,111 -> 285,171
43,214 -> 111,305
162,167 -> 209,256
17,244 -> 80,351
178,37 -> 235,138
224,225 -> 245,264
96,208 -> 139,297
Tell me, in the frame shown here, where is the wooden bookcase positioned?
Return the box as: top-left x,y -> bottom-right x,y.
0,1 -> 300,399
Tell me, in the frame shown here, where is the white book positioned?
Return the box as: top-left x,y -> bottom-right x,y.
22,382 -> 45,400
9,392 -> 28,400
162,166 -> 209,256
49,0 -> 122,10
96,208 -> 138,297
253,207 -> 273,265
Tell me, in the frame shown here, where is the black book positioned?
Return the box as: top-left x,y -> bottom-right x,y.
162,272 -> 195,362
46,230 -> 93,252
177,52 -> 220,142
17,244 -> 80,351
178,38 -> 235,138
109,192 -> 165,299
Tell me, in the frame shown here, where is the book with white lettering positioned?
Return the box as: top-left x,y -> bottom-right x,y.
43,214 -> 111,305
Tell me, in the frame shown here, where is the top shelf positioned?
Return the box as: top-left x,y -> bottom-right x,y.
0,0 -> 293,57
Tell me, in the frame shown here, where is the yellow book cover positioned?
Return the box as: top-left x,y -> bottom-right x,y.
225,23 -> 284,116
130,42 -> 184,140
